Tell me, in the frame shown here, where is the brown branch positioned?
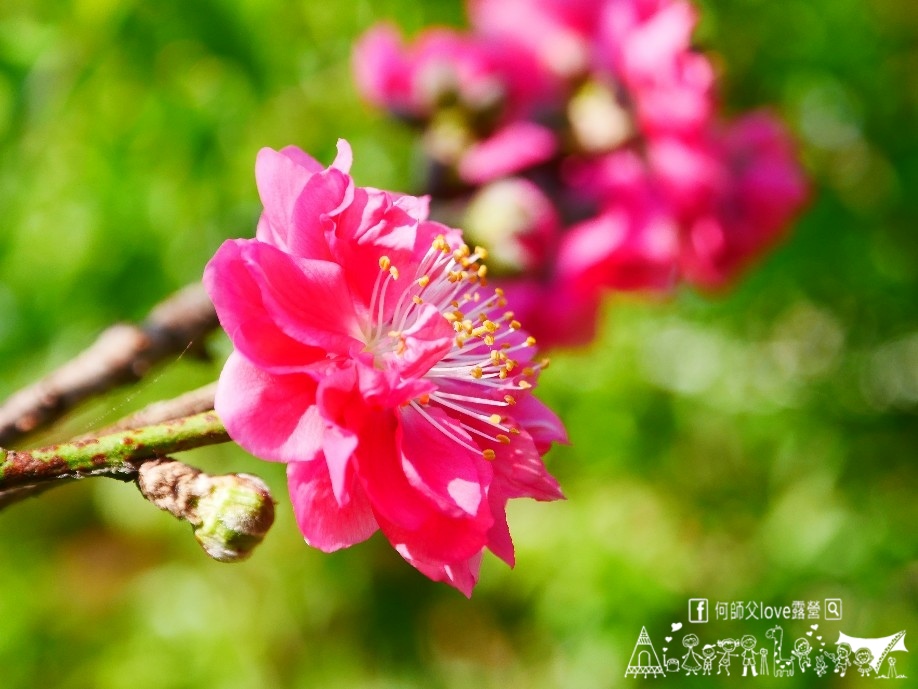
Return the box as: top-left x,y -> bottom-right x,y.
0,283 -> 219,446
0,384 -> 219,509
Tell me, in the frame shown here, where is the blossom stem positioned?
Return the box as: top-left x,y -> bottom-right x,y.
0,411 -> 230,491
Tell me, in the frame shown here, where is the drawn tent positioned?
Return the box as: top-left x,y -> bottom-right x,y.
836,631 -> 907,674
625,627 -> 666,678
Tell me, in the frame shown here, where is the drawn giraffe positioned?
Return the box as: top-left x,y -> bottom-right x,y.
766,626 -> 795,676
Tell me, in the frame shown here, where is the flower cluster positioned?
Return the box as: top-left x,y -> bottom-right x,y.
204,140 -> 566,595
354,0 -> 809,347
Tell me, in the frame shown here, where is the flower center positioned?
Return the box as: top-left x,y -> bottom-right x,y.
365,235 -> 549,460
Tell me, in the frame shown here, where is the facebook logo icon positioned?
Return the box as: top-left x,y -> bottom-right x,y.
688,598 -> 709,623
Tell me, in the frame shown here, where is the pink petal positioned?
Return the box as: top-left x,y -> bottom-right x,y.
235,240 -> 364,355
558,207 -> 679,292
255,147 -> 316,251
204,239 -> 329,371
396,544 -> 483,597
287,166 -> 354,260
511,393 -> 570,452
278,145 -> 324,173
331,139 -> 353,173
354,409 -> 492,563
459,122 -> 558,184
352,24 -> 412,110
215,352 -> 323,463
399,404 -> 492,518
288,457 -> 378,552
387,303 -> 454,380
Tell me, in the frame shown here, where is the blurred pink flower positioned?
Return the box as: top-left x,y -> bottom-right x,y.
560,150 -> 679,293
204,140 -> 566,595
469,0 -> 604,79
598,0 -> 714,136
352,1 -> 809,349
353,23 -> 550,122
679,112 -> 810,287
458,121 -> 558,184
500,278 -> 603,349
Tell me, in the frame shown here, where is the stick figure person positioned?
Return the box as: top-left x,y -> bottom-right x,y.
791,638 -> 812,673
741,635 -> 758,677
701,645 -> 716,676
717,639 -> 738,676
854,648 -> 874,678
825,643 -> 851,677
681,634 -> 702,675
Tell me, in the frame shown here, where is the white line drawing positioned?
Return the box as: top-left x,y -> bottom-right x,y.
681,634 -> 702,675
766,625 -> 795,676
792,637 -> 813,673
625,626 -> 666,678
854,648 -> 875,678
825,642 -> 852,677
759,647 -> 770,676
701,645 -> 716,675
882,656 -> 906,679
716,638 -> 739,676
814,653 -> 828,677
660,639 -> 680,672
740,635 -> 758,677
835,630 -> 907,676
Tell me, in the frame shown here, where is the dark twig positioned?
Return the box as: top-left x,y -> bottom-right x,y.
0,283 -> 219,446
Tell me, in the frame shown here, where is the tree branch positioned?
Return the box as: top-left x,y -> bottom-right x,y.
0,384 -> 219,509
0,283 -> 219,446
0,411 -> 230,490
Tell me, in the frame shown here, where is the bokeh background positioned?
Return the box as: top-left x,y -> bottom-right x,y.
1,0 -> 916,687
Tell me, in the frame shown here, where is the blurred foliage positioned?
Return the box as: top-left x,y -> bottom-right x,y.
1,0 -> 916,687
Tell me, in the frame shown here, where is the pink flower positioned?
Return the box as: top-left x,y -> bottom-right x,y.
678,113 -> 810,287
353,23 -> 550,122
204,140 -> 566,595
597,0 -> 714,136
469,0 -> 605,79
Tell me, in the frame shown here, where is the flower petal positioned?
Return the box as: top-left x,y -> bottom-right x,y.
235,239 -> 364,355
399,404 -> 492,518
395,544 -> 483,597
354,408 -> 493,563
255,147 -> 320,251
288,457 -> 378,552
215,352 -> 323,463
205,240 -> 329,371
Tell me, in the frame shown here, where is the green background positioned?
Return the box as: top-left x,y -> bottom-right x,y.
0,0 -> 916,686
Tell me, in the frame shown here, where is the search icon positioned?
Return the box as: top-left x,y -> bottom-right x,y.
825,598 -> 843,620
